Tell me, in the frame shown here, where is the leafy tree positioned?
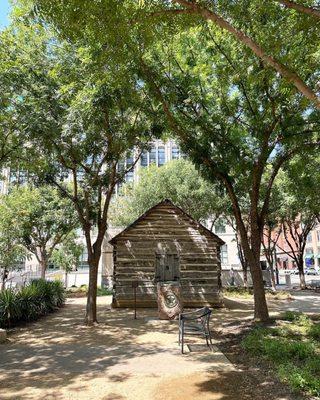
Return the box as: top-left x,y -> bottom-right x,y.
141,27 -> 319,321
1,15 -> 154,324
0,198 -> 29,291
50,232 -> 84,286
110,159 -> 228,227
2,186 -> 78,279
272,155 -> 320,289
32,0 -> 320,108
10,1 -> 320,322
50,233 -> 84,273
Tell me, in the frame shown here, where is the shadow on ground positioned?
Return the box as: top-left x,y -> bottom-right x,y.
0,292 -> 316,400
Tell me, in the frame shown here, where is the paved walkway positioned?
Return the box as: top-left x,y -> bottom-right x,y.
0,292 -> 318,400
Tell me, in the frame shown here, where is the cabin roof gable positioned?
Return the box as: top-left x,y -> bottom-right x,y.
109,199 -> 225,245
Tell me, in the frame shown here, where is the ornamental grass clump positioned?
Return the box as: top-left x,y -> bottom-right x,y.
0,279 -> 65,328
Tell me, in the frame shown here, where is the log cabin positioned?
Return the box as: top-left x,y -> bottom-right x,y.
110,199 -> 224,308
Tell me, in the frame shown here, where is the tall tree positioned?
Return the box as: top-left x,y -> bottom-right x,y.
2,186 -> 78,279
24,0 -> 320,321
110,159 -> 228,227
140,27 -> 319,321
1,17 -> 154,324
0,198 -> 28,291
273,155 -> 320,289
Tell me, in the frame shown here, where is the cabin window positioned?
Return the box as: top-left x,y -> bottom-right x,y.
155,253 -> 180,282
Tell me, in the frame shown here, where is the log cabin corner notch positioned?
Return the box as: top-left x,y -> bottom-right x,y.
109,199 -> 225,308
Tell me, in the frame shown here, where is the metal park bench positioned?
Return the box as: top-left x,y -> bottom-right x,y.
178,307 -> 213,354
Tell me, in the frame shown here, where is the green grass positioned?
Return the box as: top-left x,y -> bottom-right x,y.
242,312 -> 320,398
223,286 -> 292,300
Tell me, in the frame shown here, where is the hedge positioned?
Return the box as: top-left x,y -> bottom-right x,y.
0,279 -> 65,328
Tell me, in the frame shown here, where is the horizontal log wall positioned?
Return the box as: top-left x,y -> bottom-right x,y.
112,203 -> 223,308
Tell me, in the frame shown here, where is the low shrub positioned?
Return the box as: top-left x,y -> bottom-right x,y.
308,323 -> 320,341
66,285 -> 113,297
97,287 -> 113,296
0,279 -> 65,328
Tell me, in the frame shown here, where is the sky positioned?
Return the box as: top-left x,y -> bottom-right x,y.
0,0 -> 11,29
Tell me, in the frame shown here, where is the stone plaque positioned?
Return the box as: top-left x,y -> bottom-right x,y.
157,281 -> 183,320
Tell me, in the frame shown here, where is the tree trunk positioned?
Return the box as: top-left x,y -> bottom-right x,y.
243,265 -> 248,289
85,258 -> 99,325
236,232 -> 248,288
297,257 -> 306,290
1,268 -> 7,291
270,263 -> 276,292
242,224 -> 269,321
247,256 -> 269,321
39,258 -> 47,279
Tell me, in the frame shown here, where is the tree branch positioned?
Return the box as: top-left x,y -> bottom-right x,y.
274,0 -> 320,19
170,0 -> 320,108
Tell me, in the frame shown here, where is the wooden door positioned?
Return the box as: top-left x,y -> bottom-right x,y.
155,253 -> 180,282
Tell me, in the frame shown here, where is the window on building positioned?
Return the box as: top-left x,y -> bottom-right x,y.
180,151 -> 187,159
149,147 -> 157,164
215,220 -> 226,234
126,153 -> 133,167
14,258 -> 26,271
220,244 -> 228,265
307,232 -> 313,243
317,231 -> 320,242
171,146 -> 180,160
9,169 -> 29,186
48,262 -> 59,271
117,159 -> 125,173
116,159 -> 126,194
125,153 -> 134,182
78,249 -> 89,270
158,146 -> 165,166
125,171 -> 134,183
141,150 -> 148,167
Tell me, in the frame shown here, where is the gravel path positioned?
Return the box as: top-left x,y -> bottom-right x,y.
0,293 -> 318,400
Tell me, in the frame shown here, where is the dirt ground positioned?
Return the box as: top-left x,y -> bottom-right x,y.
0,292 -> 319,400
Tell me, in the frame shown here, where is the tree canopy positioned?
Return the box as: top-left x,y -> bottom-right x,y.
0,9 -> 157,323
2,186 -> 78,278
110,159 -> 228,227
31,0 -> 320,108
2,0 -> 319,323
